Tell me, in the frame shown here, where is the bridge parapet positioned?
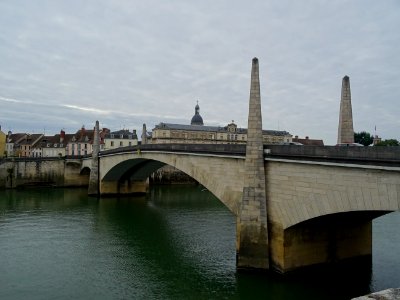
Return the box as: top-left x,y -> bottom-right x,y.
264,145 -> 400,167
100,143 -> 246,157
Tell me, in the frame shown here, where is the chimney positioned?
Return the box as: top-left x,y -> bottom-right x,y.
60,130 -> 65,143
80,126 -> 85,138
142,124 -> 147,145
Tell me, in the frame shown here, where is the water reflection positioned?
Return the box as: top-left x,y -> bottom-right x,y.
0,186 -> 398,299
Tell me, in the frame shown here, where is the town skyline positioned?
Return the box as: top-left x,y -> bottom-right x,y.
1,1 -> 399,145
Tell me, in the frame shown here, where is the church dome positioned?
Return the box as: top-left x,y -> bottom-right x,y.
190,102 -> 204,126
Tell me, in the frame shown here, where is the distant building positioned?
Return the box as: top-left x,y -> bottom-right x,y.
32,130 -> 74,157
104,129 -> 138,150
151,103 -> 292,144
18,134 -> 44,157
373,135 -> 382,145
0,126 -> 6,158
5,132 -> 27,157
292,135 -> 324,146
66,126 -> 109,156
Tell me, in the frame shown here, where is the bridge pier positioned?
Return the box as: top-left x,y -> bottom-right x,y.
100,179 -> 149,195
236,57 -> 269,270
269,215 -> 373,273
88,120 -> 100,196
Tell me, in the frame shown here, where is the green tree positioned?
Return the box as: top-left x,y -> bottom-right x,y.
375,139 -> 399,146
354,131 -> 373,146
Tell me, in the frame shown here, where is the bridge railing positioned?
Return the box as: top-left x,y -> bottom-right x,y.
99,144 -> 247,157
1,156 -> 66,163
89,143 -> 399,167
263,145 -> 400,167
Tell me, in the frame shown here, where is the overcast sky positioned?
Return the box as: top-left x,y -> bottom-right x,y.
0,1 -> 399,145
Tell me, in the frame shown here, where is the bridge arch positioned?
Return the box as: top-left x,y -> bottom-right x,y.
266,160 -> 400,230
80,166 -> 91,175
99,151 -> 246,214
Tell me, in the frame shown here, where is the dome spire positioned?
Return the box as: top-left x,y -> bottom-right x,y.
191,101 -> 204,125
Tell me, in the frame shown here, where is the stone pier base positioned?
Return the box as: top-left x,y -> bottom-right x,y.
100,179 -> 149,195
352,288 -> 400,300
269,213 -> 374,273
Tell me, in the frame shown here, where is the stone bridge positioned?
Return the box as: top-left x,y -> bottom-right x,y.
81,58 -> 400,273
89,143 -> 400,273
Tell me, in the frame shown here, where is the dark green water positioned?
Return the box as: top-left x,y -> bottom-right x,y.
0,186 -> 399,299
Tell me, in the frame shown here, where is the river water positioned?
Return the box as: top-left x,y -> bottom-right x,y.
0,186 -> 399,299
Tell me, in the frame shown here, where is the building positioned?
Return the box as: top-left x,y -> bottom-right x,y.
292,136 -> 324,146
18,134 -> 44,157
0,126 -> 6,158
66,126 -> 94,156
373,135 -> 382,145
104,129 -> 138,150
5,132 -> 27,157
151,103 -> 292,145
31,130 -> 74,157
66,126 -> 109,156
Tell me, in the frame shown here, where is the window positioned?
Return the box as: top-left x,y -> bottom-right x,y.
119,141 -> 123,146
84,144 -> 87,149
128,142 -> 132,146
111,141 -> 114,147
120,134 -> 124,139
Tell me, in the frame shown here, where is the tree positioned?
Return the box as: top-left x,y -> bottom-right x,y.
354,131 -> 373,146
375,139 -> 399,146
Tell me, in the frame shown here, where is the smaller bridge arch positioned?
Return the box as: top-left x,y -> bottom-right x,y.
98,146 -> 246,214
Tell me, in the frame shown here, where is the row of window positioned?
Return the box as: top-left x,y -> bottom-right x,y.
109,134 -> 134,139
110,141 -> 132,147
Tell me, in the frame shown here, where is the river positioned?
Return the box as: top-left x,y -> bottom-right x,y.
0,186 -> 399,299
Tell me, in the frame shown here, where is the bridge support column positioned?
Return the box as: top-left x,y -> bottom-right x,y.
337,75 -> 354,144
269,217 -> 372,273
237,58 -> 269,270
88,120 -> 100,196
100,179 -> 148,195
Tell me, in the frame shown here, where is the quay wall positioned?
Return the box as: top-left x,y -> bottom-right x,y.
0,158 -> 89,188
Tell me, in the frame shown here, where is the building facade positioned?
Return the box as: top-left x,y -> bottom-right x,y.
104,129 -> 138,150
66,126 -> 109,156
31,130 -> 74,157
0,126 -> 6,158
151,103 -> 292,145
292,136 -> 324,146
17,134 -> 44,157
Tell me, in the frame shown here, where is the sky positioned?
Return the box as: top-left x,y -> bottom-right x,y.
0,1 -> 399,145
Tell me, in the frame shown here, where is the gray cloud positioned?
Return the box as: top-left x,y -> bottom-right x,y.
0,0 -> 399,144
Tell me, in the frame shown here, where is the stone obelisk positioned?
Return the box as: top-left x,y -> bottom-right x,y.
237,58 -> 269,269
337,76 -> 354,144
88,120 -> 100,196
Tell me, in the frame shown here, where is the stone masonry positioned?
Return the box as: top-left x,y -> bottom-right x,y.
337,76 -> 355,144
236,57 -> 269,269
88,120 -> 100,195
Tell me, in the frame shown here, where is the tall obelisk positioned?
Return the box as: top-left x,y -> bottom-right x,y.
237,58 -> 269,269
88,120 -> 100,196
337,76 -> 354,144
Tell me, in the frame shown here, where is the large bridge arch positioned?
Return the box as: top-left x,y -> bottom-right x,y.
266,160 -> 400,230
99,151 -> 246,214
265,159 -> 400,272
